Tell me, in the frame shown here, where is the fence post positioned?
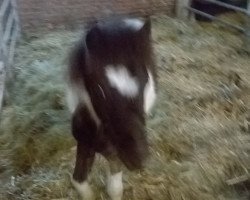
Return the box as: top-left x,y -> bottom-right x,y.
176,0 -> 194,21
244,0 -> 250,52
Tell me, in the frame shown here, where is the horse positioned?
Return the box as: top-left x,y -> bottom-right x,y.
66,16 -> 156,200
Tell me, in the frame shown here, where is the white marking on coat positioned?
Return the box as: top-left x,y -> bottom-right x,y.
124,18 -> 144,30
107,171 -> 123,200
98,84 -> 106,99
144,70 -> 156,114
66,82 -> 101,126
66,85 -> 79,114
71,179 -> 94,200
105,65 -> 139,98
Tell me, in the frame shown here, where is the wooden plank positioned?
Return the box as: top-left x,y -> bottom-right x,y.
226,174 -> 250,186
186,7 -> 245,32
3,10 -> 14,43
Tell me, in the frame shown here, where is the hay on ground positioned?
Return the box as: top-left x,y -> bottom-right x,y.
1,14 -> 250,200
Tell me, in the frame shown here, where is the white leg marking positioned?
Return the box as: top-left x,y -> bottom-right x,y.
66,85 -> 79,114
123,18 -> 144,31
107,171 -> 123,200
105,65 -> 139,98
66,82 -> 101,126
144,70 -> 156,114
71,179 -> 94,200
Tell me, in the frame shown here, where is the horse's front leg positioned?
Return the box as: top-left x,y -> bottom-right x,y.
71,142 -> 95,200
104,153 -> 123,200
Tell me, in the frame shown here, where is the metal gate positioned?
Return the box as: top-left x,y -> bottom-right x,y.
176,0 -> 250,33
0,0 -> 20,110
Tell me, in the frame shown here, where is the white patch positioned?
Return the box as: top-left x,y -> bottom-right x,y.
66,82 -> 101,126
124,18 -> 144,30
98,84 -> 106,99
107,171 -> 123,200
71,179 -> 94,200
66,85 -> 79,114
144,70 -> 156,114
105,65 -> 139,98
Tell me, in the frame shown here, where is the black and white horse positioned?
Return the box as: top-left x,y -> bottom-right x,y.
66,16 -> 156,200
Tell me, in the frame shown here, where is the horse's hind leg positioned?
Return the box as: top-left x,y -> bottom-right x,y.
71,142 -> 95,200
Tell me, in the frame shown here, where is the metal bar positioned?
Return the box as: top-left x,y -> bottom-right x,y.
7,0 -> 19,78
3,10 -> 14,43
8,24 -> 18,66
10,0 -> 20,38
0,11 -> 7,62
0,0 -> 19,111
243,0 -> 250,52
187,7 -> 245,32
248,0 -> 250,15
0,61 -> 5,112
0,14 -> 6,112
204,0 -> 248,14
0,0 -> 16,80
0,0 -> 9,18
0,15 -> 4,62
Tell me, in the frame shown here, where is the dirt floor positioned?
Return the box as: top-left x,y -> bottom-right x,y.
1,14 -> 250,200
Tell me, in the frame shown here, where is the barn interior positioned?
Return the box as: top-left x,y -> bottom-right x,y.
1,0 -> 250,200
